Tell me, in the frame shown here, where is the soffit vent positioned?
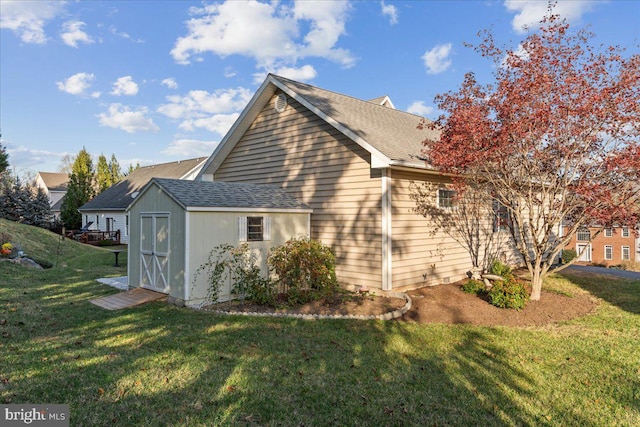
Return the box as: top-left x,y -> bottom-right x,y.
274,93 -> 287,113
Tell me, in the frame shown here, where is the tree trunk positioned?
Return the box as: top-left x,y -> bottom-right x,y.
530,264 -> 543,301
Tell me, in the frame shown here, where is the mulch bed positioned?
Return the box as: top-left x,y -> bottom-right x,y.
205,281 -> 598,327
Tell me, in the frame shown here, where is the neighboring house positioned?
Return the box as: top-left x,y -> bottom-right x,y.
190,74 -> 521,294
34,172 -> 69,217
78,158 -> 207,245
564,225 -> 640,266
127,178 -> 311,305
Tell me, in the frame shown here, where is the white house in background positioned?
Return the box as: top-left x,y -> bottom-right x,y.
78,158 -> 207,244
34,172 -> 69,218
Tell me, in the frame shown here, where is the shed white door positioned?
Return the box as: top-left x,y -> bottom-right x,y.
140,214 -> 170,293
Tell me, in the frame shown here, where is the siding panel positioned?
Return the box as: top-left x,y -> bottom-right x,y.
214,96 -> 383,289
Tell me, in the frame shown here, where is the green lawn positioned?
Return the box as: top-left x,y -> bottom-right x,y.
1,219 -> 639,426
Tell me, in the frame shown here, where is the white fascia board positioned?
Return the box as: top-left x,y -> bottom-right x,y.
270,77 -> 393,169
185,206 -> 313,214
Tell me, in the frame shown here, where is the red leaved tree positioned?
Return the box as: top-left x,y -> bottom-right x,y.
422,14 -> 640,300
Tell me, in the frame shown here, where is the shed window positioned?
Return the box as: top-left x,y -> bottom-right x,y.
238,216 -> 271,242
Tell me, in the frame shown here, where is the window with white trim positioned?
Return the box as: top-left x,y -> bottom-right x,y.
577,230 -> 591,241
238,216 -> 271,242
604,228 -> 613,237
493,201 -> 510,232
438,189 -> 456,209
622,227 -> 630,238
605,245 -> 613,260
622,246 -> 630,261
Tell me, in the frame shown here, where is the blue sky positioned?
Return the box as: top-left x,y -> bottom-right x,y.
1,0 -> 638,176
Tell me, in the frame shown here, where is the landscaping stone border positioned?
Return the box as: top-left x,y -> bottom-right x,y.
205,291 -> 412,321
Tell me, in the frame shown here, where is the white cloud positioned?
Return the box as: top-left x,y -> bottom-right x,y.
3,142 -> 71,172
179,114 -> 239,134
504,0 -> 602,33
161,139 -> 220,157
253,64 -> 317,84
422,43 -> 453,74
56,72 -> 95,96
0,0 -> 64,44
381,1 -> 398,25
97,103 -> 159,133
109,25 -> 144,43
171,0 -> 354,70
157,87 -> 252,134
406,101 -> 434,117
161,78 -> 178,89
110,76 -> 139,96
60,20 -> 94,48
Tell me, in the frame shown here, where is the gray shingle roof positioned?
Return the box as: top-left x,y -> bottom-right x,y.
79,158 -> 207,212
271,75 -> 439,167
150,178 -> 311,211
37,172 -> 69,191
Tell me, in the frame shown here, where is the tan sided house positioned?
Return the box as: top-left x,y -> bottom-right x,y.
194,74 -> 521,293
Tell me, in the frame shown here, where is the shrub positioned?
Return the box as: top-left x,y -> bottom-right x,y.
489,259 -> 513,278
97,239 -> 114,247
488,279 -> 528,310
561,249 -> 577,264
462,279 -> 485,294
268,236 -> 338,304
193,243 -> 274,303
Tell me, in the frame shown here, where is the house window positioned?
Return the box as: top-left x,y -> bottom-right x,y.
96,215 -> 100,228
438,189 -> 456,209
577,230 -> 591,241
493,201 -> 510,232
605,245 -> 613,260
125,215 -> 129,236
604,228 -> 613,237
622,246 -> 630,261
238,216 -> 271,242
622,227 -> 630,238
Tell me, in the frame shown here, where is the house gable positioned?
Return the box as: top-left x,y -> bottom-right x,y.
213,92 -> 385,289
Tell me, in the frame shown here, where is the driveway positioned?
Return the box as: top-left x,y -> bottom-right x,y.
561,265 -> 640,280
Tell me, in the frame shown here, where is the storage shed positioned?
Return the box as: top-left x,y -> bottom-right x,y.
126,178 -> 312,306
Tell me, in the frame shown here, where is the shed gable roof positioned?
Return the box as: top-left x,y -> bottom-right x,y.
137,178 -> 311,212
199,74 -> 439,177
79,158 -> 207,212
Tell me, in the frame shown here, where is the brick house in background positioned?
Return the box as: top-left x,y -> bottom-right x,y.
564,224 -> 640,266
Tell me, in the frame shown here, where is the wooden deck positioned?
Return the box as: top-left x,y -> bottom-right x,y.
90,288 -> 166,310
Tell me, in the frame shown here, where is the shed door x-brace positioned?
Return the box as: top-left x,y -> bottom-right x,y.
140,214 -> 170,293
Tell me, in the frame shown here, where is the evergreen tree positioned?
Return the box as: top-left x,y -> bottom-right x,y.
0,141 -> 8,175
96,154 -> 111,193
109,154 -> 123,184
61,147 -> 95,229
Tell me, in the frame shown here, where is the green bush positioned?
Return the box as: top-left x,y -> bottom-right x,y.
97,239 -> 114,247
268,236 -> 338,305
488,279 -> 528,310
561,249 -> 577,264
462,279 -> 485,294
489,259 -> 513,279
